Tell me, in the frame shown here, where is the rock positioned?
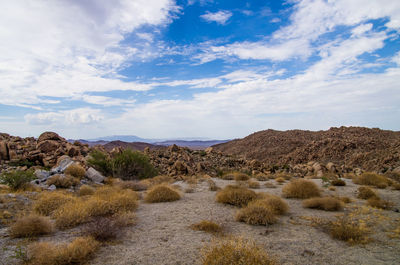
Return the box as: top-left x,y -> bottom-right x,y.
0,141 -> 9,160
312,162 -> 322,172
317,170 -> 323,177
86,167 -> 105,183
67,146 -> 79,157
326,162 -> 336,172
38,132 -> 63,143
173,160 -> 188,173
37,140 -> 60,153
35,169 -> 50,180
30,179 -> 41,185
205,147 -> 213,154
169,144 -> 180,152
393,166 -> 400,173
48,184 -> 56,191
51,156 -> 73,173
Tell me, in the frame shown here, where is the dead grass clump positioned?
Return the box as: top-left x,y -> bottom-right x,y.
234,172 -> 250,181
275,177 -> 285,184
282,179 -> 320,199
141,175 -> 174,187
248,180 -> 260,189
216,185 -> 257,207
83,216 -> 123,241
10,214 -> 53,238
329,215 -> 369,244
353,172 -> 389,189
47,175 -> 80,188
207,179 -> 220,191
201,237 -> 278,265
254,173 -> 268,181
185,184 -> 196,193
28,236 -> 99,265
118,180 -> 148,191
33,191 -> 77,216
191,220 -> 223,234
343,173 -> 356,179
367,198 -> 393,210
78,185 -> 95,196
253,195 -> 289,215
265,182 -> 277,189
144,184 -> 181,203
236,204 -> 277,225
220,173 -> 235,180
357,186 -> 378,200
64,164 -> 86,179
391,182 -> 400,190
303,197 -> 343,211
339,197 -> 351,204
331,179 -> 346,186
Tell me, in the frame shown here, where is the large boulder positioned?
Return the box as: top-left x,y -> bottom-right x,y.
37,140 -> 60,153
86,167 -> 105,183
0,141 -> 8,160
51,156 -> 74,174
37,132 -> 63,143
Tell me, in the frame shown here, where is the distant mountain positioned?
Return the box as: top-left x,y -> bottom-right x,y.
103,141 -> 164,151
87,135 -> 153,143
154,140 -> 228,150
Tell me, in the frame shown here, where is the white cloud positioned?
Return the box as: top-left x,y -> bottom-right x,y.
25,108 -> 103,125
200,10 -> 232,25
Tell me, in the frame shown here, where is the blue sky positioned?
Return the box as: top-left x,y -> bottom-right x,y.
0,0 -> 400,139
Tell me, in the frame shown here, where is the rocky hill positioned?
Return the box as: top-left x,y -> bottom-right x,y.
102,140 -> 163,152
212,127 -> 400,172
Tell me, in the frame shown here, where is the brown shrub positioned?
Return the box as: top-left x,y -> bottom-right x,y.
191,220 -> 223,234
64,164 -> 86,179
185,184 -> 196,193
264,182 -> 277,189
328,186 -> 336,191
78,185 -> 95,196
33,191 -> 77,216
220,173 -> 235,180
141,175 -> 174,187
207,179 -> 220,191
10,214 -> 53,238
234,172 -> 250,181
343,173 -> 355,179
248,180 -> 260,189
253,195 -> 288,215
275,177 -> 285,184
339,197 -> 351,204
353,172 -> 389,189
201,237 -> 278,265
144,184 -> 181,203
47,175 -> 80,188
28,236 -> 99,265
118,180 -> 148,191
329,216 -> 369,244
391,182 -> 400,190
236,204 -> 277,225
282,179 -> 321,199
367,198 -> 393,210
216,185 -> 257,207
83,216 -> 123,241
357,186 -> 378,200
331,179 -> 346,186
254,174 -> 268,181
303,197 -> 343,211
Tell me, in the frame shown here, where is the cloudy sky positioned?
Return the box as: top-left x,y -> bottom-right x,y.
1,0 -> 400,139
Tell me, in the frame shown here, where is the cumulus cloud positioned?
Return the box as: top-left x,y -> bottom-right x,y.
200,10 -> 232,25
25,108 -> 103,125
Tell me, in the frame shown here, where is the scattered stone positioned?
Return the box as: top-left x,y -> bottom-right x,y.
86,167 -> 105,183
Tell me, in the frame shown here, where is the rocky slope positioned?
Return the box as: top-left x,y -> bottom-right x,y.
212,126 -> 400,172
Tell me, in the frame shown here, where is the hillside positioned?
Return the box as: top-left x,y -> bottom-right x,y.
212,126 -> 400,171
102,141 -> 163,152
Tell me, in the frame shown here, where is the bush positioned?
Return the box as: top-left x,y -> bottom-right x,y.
357,186 -> 378,200
254,174 -> 268,181
87,149 -> 112,176
216,185 -> 257,207
78,185 -> 95,196
47,175 -> 80,188
236,203 -> 277,226
303,197 -> 343,211
83,216 -> 123,241
331,179 -> 346,186
191,220 -> 223,234
10,214 -> 53,238
33,191 -> 77,216
201,237 -> 278,265
207,179 -> 220,191
28,236 -> 99,265
144,184 -> 181,203
118,180 -> 148,191
234,172 -> 250,181
367,198 -> 393,210
112,149 -> 158,180
248,180 -> 260,189
220,173 -> 235,180
0,170 -> 35,190
275,177 -> 285,184
64,164 -> 86,179
329,215 -> 369,244
253,195 -> 288,215
282,179 -> 321,199
353,172 -> 389,189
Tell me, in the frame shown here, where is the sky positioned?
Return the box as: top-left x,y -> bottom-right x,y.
1,0 -> 400,140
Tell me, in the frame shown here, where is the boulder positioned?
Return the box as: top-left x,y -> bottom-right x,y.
204,147 -> 213,154
35,169 -> 50,180
37,132 -> 63,143
51,156 -> 74,173
86,167 -> 105,183
326,162 -> 337,172
48,184 -> 56,191
0,141 -> 9,160
37,140 -> 60,153
312,162 -> 322,172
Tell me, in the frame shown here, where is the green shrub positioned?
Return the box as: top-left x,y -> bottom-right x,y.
112,149 -> 158,180
87,150 -> 112,176
0,170 -> 35,190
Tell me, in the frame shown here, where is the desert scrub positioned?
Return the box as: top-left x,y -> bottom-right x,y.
220,172 -> 235,180
47,174 -> 80,188
64,163 -> 86,179
0,169 -> 35,190
83,216 -> 124,241
144,184 -> 181,203
331,179 -> 346,186
254,173 -> 268,181
191,220 -> 223,234
275,177 -> 285,184
234,172 -> 250,181
207,179 -> 220,191
87,149 -> 112,176
9,214 -> 53,238
329,215 -> 370,244
216,185 -> 257,207
78,185 -> 95,196
141,175 -> 174,187
33,191 -> 77,216
112,149 -> 158,180
254,194 -> 288,215
201,237 -> 278,265
353,172 -> 389,189
357,186 -> 378,200
303,197 -> 343,211
282,179 -> 321,199
236,203 -> 277,225
27,236 -> 99,265
367,197 -> 393,210
248,180 -> 260,189
118,180 -> 148,191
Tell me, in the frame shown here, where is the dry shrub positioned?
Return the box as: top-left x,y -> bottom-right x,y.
282,179 -> 321,199
28,236 -> 99,265
339,197 -> 351,204
236,204 -> 277,225
275,173 -> 292,180
329,215 -> 369,244
185,176 -> 198,185
248,180 -> 260,189
253,194 -> 288,215
141,175 -> 174,187
34,191 -> 77,216
264,182 -> 277,189
191,220 -> 223,234
118,180 -> 148,191
78,185 -> 95,196
303,197 -> 343,211
391,182 -> 400,190
185,184 -> 196,193
216,185 -> 257,207
144,184 -> 181,203
331,179 -> 346,186
10,214 -> 53,238
220,172 -> 235,180
254,174 -> 268,181
47,175 -> 80,188
83,216 -> 124,241
64,164 -> 86,179
201,237 -> 278,265
207,179 -> 220,191
357,186 -> 378,200
234,172 -> 250,181
353,172 -> 389,189
328,186 -> 336,191
275,177 -> 285,184
343,173 -> 355,179
367,198 -> 393,210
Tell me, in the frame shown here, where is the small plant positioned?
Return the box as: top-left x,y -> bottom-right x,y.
303,197 -> 343,211
275,177 -> 285,184
353,172 -> 389,189
282,179 -> 321,199
87,149 -> 112,176
78,185 -> 95,196
248,180 -> 260,189
112,149 -> 158,180
191,220 -> 223,234
47,174 -> 80,188
83,216 -> 123,241
207,179 -> 220,191
64,163 -> 86,179
321,176 -> 330,188
201,237 -> 278,265
33,191 -> 77,216
253,195 -> 289,215
329,215 -> 370,244
236,203 -> 277,225
144,184 -> 181,203
9,214 -> 54,238
357,186 -> 378,200
216,185 -> 257,207
367,197 -> 393,210
254,174 -> 268,181
220,172 -> 235,180
234,172 -> 250,181
0,170 -> 35,190
118,180 -> 148,191
331,179 -> 346,186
